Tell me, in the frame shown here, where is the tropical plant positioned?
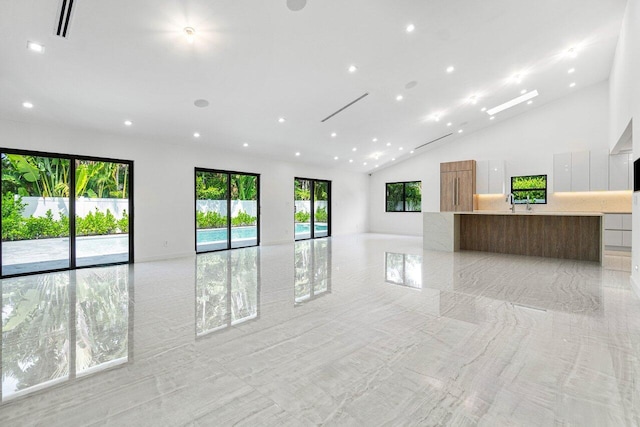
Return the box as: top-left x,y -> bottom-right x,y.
295,179 -> 310,200
315,207 -> 328,223
231,210 -> 256,227
196,210 -> 227,229
196,172 -> 227,200
295,210 -> 310,223
231,175 -> 257,200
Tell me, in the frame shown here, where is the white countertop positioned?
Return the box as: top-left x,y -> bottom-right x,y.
462,210 -> 604,217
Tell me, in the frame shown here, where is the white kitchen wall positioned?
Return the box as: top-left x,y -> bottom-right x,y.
369,81 -> 609,236
0,118 -> 369,262
610,0 -> 640,295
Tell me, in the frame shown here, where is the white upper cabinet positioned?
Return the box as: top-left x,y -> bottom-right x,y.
475,160 -> 505,195
589,149 -> 609,191
609,153 -> 632,191
553,152 -> 572,192
571,151 -> 590,192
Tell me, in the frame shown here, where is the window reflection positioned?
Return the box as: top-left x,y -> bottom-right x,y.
294,239 -> 331,304
1,265 -> 131,402
196,247 -> 260,337
385,252 -> 422,289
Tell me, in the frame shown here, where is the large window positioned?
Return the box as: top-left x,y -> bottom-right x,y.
294,178 -> 331,240
195,168 -> 260,253
511,175 -> 547,204
1,149 -> 133,277
385,181 -> 422,212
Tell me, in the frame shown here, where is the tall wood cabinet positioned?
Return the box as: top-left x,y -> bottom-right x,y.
440,160 -> 477,212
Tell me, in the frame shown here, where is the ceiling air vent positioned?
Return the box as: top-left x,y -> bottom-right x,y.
414,133 -> 453,150
321,93 -> 369,122
55,0 -> 75,38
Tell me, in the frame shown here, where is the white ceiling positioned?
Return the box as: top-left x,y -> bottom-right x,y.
0,0 -> 628,172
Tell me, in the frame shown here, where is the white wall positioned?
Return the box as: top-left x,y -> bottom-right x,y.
610,0 -> 640,294
0,118 -> 369,262
369,81 -> 610,235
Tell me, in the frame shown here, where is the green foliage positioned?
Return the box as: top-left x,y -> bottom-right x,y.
315,207 -> 328,223
512,175 -> 546,190
295,179 -> 310,200
196,172 -> 227,200
196,210 -> 227,229
295,210 -> 310,223
232,175 -> 257,200
386,183 -> 404,211
231,210 -> 256,227
2,199 -> 128,241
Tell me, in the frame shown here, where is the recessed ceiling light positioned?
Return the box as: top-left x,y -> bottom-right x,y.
568,68 -> 575,74
363,162 -> 367,166
446,66 -> 455,73
184,27 -> 196,44
468,95 -> 478,105
431,114 -> 441,122
399,147 -> 403,151
396,95 -> 404,101
352,147 -> 357,152
22,101 -> 34,109
386,142 -> 391,146
566,47 -> 577,58
410,150 -> 414,154
480,107 -> 487,112
334,156 -> 339,160
331,132 -> 337,137
348,65 -> 358,73
27,41 -> 44,53
193,132 -> 200,138
520,89 -> 527,95
569,82 -> 576,88
391,158 -> 396,161
295,152 -> 300,156
124,120 -> 132,126
486,90 -> 539,115
375,165 -> 379,168
278,117 -> 286,123
406,24 -> 415,33
458,129 -> 463,133
372,137 -> 378,142
243,142 -> 249,147
527,100 -> 533,105
349,159 -> 353,163
446,122 -> 452,127
511,73 -> 525,84
490,116 -> 495,120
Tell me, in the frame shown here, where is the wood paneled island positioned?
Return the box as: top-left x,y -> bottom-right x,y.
423,211 -> 603,263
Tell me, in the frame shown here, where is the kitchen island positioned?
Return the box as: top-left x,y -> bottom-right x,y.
423,211 -> 603,263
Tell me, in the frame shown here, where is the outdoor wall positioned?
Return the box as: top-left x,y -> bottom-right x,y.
21,197 -> 129,220
610,0 -> 640,295
369,81 -> 610,236
0,118 -> 369,262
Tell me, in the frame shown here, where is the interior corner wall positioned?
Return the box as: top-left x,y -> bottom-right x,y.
611,0 -> 640,293
368,81 -> 609,236
0,118 -> 369,262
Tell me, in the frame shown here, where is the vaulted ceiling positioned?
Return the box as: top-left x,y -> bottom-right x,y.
0,0 -> 628,172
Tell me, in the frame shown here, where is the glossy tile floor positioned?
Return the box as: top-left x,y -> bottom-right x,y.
1,234 -> 640,426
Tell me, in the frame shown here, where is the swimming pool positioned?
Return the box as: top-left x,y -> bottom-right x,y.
196,223 -> 328,243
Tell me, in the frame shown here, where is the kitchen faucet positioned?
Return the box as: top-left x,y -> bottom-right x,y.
505,193 -> 516,213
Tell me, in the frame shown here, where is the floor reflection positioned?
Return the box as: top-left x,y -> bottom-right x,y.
385,252 -> 422,289
195,247 -> 260,337
294,239 -> 331,305
1,265 -> 131,403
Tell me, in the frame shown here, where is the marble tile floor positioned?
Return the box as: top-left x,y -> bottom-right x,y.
1,234 -> 639,426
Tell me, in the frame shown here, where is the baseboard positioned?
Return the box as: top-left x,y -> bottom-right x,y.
631,275 -> 640,299
135,251 -> 195,263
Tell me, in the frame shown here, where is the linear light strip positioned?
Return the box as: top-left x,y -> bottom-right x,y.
487,90 -> 539,116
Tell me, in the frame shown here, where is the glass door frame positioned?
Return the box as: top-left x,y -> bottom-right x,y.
194,168 -> 261,253
0,147 -> 134,278
294,177 -> 331,241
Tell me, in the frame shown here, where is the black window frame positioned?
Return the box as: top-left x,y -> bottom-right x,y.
510,174 -> 547,205
385,181 -> 422,212
194,168 -> 261,254
0,147 -> 134,278
294,177 -> 332,241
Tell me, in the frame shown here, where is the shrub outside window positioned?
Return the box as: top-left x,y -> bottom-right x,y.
386,181 -> 421,212
510,175 -> 547,204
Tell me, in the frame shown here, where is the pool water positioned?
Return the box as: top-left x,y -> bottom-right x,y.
197,223 -> 328,243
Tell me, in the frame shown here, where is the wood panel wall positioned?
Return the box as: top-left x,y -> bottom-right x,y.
459,215 -> 601,262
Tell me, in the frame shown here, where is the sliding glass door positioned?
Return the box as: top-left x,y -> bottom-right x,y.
294,177 -> 330,241
195,168 -> 260,253
1,149 -> 134,277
